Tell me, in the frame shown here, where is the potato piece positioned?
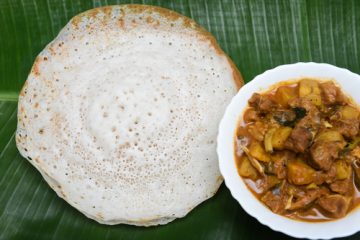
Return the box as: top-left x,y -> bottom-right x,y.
339,106 -> 360,120
320,81 -> 347,105
238,156 -> 258,180
305,93 -> 322,106
287,159 -> 316,185
249,141 -> 270,162
315,130 -> 344,143
299,79 -> 321,97
299,79 -> 322,106
335,161 -> 351,180
242,146 -> 265,175
274,85 -> 298,107
299,80 -> 312,97
272,127 -> 292,150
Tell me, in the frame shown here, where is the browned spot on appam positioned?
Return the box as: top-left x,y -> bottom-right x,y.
117,17 -> 124,28
32,57 -> 41,76
60,189 -> 67,198
146,16 -> 154,24
49,46 -> 56,56
101,5 -> 113,16
216,175 -> 223,184
96,212 -> 104,220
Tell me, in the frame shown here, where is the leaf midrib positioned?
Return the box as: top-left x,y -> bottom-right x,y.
0,92 -> 19,102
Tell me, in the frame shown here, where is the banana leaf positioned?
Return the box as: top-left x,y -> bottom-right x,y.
1,0 -> 360,239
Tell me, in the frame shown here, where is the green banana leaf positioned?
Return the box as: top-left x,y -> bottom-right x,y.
1,0 -> 360,239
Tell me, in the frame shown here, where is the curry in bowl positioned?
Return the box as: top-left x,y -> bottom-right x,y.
235,78 -> 360,221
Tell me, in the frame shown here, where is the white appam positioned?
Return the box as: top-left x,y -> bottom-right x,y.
16,5 -> 243,226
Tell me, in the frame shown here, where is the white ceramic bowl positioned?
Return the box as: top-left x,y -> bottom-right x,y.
217,62 -> 360,239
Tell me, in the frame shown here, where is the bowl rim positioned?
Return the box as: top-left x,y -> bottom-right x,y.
217,62 -> 360,239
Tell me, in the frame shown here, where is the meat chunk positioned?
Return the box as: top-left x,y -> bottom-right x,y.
310,141 -> 343,171
313,164 -> 337,185
271,151 -> 295,179
259,98 -> 276,112
248,93 -> 277,113
287,188 -> 328,210
243,108 -> 259,123
289,97 -> 319,113
330,106 -> 360,138
320,81 -> 346,105
285,127 -> 313,153
261,190 -> 286,213
350,145 -> 360,159
247,122 -> 268,141
330,178 -> 352,195
318,194 -> 350,218
332,120 -> 359,138
289,98 -> 320,122
259,175 -> 281,193
273,109 -> 296,126
285,98 -> 321,153
248,93 -> 261,108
